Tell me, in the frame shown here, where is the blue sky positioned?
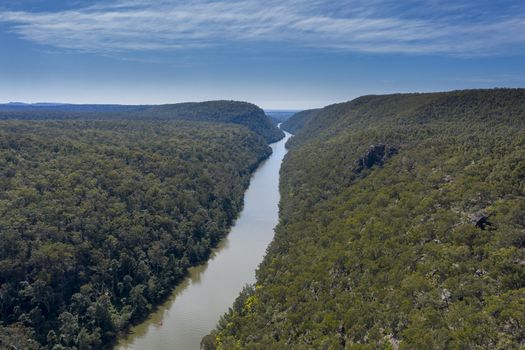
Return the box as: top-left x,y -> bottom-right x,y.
1,0 -> 524,109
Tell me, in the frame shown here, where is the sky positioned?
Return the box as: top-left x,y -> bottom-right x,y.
1,0 -> 524,109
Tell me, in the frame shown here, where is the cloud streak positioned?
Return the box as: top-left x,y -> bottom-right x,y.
1,0 -> 524,56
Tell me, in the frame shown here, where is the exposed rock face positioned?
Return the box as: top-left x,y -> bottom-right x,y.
354,144 -> 398,173
469,211 -> 491,229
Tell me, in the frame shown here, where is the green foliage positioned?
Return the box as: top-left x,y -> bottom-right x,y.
281,108 -> 320,135
0,119 -> 271,349
0,323 -> 42,350
146,101 -> 284,143
213,89 -> 525,349
0,100 -> 284,143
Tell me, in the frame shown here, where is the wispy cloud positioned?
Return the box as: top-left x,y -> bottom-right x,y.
1,0 -> 524,55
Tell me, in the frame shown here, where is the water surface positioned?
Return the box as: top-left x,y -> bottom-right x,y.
117,130 -> 291,350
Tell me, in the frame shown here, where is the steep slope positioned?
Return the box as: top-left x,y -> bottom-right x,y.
144,101 -> 284,143
210,89 -> 525,349
0,100 -> 284,144
265,111 -> 297,125
280,108 -> 320,134
0,120 -> 271,349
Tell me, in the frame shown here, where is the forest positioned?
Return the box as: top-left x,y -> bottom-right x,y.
0,100 -> 284,143
280,108 -> 319,134
209,89 -> 525,349
0,112 -> 279,349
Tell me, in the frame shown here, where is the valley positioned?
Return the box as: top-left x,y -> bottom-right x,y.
1,90 -> 524,350
211,89 -> 525,349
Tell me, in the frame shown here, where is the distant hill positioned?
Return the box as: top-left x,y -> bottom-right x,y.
280,108 -> 320,134
0,100 -> 283,143
0,102 -> 150,113
145,101 -> 284,143
265,110 -> 299,125
211,89 -> 525,349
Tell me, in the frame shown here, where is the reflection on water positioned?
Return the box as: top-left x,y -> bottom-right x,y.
116,130 -> 291,350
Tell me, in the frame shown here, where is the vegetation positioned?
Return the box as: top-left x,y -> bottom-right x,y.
0,100 -> 284,143
146,101 -> 284,143
265,111 -> 297,125
0,119 -> 271,349
211,89 -> 525,349
280,108 -> 319,134
0,103 -> 150,113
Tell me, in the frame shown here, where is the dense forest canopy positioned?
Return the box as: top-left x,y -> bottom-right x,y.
0,118 -> 272,349
210,89 -> 525,349
280,108 -> 320,134
0,100 -> 284,143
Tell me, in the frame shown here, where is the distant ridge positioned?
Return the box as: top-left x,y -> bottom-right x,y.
281,108 -> 320,134
0,100 -> 283,143
0,102 -> 149,113
265,110 -> 299,125
145,101 -> 284,142
5,102 -> 29,105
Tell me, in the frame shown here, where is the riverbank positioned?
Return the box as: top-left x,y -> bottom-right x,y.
116,130 -> 292,350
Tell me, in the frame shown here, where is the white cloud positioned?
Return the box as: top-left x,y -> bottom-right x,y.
0,0 -> 524,55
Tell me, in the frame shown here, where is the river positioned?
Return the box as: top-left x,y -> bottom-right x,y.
116,128 -> 291,350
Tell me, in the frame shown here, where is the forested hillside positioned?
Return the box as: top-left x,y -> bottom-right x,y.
210,89 -> 525,349
0,120 -> 271,349
280,108 -> 319,134
146,101 -> 284,143
0,100 -> 284,143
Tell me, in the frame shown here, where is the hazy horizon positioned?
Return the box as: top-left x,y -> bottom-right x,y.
2,86 -> 522,111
